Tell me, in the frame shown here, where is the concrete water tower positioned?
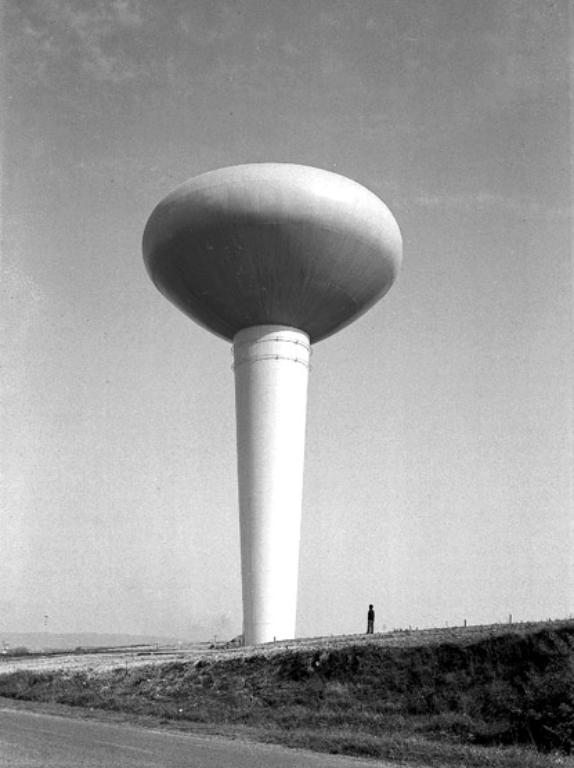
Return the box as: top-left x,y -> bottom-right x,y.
143,163 -> 402,645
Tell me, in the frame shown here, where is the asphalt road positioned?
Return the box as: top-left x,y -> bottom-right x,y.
0,707 -> 391,767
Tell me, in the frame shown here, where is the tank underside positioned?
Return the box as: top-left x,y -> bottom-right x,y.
143,164 -> 402,343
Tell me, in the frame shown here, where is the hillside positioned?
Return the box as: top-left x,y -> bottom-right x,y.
0,621 -> 572,767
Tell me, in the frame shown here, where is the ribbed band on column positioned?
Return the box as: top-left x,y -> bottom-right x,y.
233,327 -> 311,369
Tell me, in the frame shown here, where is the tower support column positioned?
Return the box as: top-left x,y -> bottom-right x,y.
233,325 -> 310,645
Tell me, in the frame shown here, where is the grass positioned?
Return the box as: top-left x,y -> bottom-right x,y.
1,624 -> 573,767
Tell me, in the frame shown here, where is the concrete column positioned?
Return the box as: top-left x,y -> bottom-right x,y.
233,325 -> 310,645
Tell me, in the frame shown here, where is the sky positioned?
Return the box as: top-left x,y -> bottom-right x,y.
1,0 -> 572,642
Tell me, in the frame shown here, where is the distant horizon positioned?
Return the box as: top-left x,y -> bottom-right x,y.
3,612 -> 574,648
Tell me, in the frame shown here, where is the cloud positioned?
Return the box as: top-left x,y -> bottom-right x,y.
1,252 -> 47,314
412,191 -> 569,222
1,259 -> 50,401
53,0 -> 146,83
110,0 -> 144,29
6,0 -> 149,86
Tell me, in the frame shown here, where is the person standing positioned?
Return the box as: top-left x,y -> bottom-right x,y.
367,604 -> 375,634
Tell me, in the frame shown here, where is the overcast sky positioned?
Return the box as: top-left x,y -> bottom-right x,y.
1,0 -> 571,641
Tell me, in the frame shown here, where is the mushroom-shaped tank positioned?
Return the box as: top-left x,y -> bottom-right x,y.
143,163 -> 402,343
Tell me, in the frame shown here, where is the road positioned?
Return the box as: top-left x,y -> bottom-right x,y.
0,706 -> 394,767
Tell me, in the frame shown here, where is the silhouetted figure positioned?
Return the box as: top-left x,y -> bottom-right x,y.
367,604 -> 375,634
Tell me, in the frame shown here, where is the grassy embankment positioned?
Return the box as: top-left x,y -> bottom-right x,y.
0,624 -> 572,767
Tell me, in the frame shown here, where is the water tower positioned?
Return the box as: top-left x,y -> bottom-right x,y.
143,163 -> 402,645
